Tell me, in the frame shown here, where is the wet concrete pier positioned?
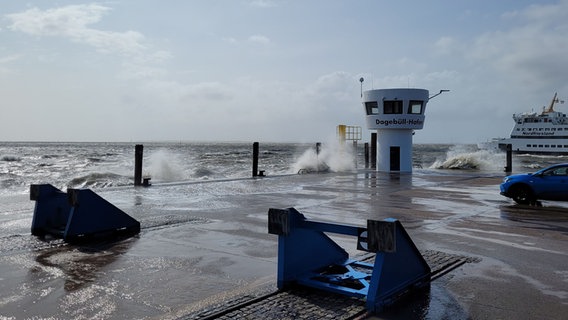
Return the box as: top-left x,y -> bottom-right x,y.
0,170 -> 567,319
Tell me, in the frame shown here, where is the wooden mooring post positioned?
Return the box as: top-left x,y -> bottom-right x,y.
252,142 -> 260,177
252,142 -> 266,177
505,144 -> 512,174
134,144 -> 143,186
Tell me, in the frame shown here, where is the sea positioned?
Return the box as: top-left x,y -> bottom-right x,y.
1,140 -> 567,319
1,141 -> 568,197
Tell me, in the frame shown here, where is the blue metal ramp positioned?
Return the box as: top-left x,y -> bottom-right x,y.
268,207 -> 431,313
30,184 -> 140,243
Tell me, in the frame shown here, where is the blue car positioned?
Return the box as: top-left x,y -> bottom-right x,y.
500,163 -> 568,204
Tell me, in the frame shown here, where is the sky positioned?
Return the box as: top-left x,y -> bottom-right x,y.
1,0 -> 568,144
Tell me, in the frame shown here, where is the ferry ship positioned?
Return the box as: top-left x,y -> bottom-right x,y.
496,93 -> 567,154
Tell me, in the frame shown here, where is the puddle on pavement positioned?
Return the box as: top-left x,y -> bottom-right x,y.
500,204 -> 568,222
369,282 -> 469,320
499,204 -> 568,237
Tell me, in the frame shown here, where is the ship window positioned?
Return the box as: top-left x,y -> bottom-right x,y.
564,145 -> 568,148
526,144 -> 531,147
383,100 -> 403,114
528,128 -> 532,131
545,128 -> 550,131
551,145 -> 556,148
559,128 -> 563,131
545,145 -> 550,147
365,101 -> 379,115
408,100 -> 423,114
533,145 -> 537,147
539,145 -> 543,147
539,128 -> 544,131
558,145 -> 563,148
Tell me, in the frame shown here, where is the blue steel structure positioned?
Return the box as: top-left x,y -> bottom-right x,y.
268,207 -> 431,313
30,184 -> 140,243
30,184 -> 71,238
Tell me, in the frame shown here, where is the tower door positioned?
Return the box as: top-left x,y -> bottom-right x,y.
390,146 -> 400,171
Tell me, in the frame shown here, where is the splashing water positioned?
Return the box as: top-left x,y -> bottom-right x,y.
292,142 -> 356,174
430,145 -> 505,171
146,149 -> 190,182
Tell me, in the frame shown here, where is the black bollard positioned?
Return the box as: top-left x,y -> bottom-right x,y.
365,143 -> 369,169
252,142 -> 259,177
371,133 -> 377,169
505,144 -> 512,174
134,144 -> 143,186
316,142 -> 321,172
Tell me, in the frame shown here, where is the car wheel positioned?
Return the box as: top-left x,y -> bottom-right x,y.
511,185 -> 534,205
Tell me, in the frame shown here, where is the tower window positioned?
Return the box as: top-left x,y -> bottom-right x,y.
365,101 -> 378,115
383,100 -> 403,114
408,100 -> 423,114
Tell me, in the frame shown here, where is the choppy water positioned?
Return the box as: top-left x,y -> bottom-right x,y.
1,141 -> 566,197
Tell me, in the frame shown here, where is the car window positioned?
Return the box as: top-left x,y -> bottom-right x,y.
545,167 -> 568,176
542,168 -> 554,176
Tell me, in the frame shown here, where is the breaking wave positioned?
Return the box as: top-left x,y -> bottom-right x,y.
67,172 -> 131,189
430,145 -> 505,171
292,141 -> 355,174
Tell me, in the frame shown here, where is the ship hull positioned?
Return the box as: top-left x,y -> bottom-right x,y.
498,138 -> 568,155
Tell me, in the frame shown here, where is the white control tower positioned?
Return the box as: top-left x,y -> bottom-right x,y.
362,88 -> 429,172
